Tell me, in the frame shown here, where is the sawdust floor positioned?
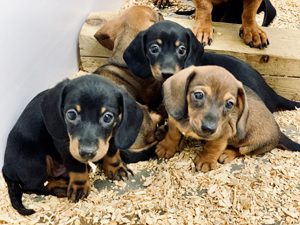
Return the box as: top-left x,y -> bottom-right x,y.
0,110 -> 299,224
1,0 -> 300,224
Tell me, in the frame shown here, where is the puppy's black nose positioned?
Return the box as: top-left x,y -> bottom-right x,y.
79,145 -> 97,159
161,73 -> 173,80
201,122 -> 217,135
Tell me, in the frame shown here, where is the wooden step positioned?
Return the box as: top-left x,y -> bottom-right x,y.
79,11 -> 300,100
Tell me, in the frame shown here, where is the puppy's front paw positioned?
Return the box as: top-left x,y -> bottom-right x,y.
103,161 -> 133,181
218,149 -> 239,164
194,154 -> 218,172
239,24 -> 269,49
155,139 -> 177,159
68,171 -> 90,202
193,24 -> 213,46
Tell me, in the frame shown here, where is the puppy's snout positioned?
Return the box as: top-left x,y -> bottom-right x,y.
79,144 -> 97,159
201,114 -> 218,135
201,122 -> 217,135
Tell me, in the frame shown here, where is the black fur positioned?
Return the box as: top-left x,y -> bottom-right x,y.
2,75 -> 143,215
124,20 -> 300,113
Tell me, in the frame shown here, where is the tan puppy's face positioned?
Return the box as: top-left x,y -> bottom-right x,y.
186,75 -> 240,140
163,66 -> 248,141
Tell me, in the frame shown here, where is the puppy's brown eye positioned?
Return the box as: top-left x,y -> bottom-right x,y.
225,100 -> 235,109
193,91 -> 204,100
149,44 -> 160,54
177,45 -> 186,56
101,112 -> 114,125
66,109 -> 78,121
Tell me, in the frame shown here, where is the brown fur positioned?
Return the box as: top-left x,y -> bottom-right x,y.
68,168 -> 90,202
103,150 -> 133,180
191,0 -> 268,48
152,0 -> 269,48
94,6 -> 163,107
157,65 -> 281,172
94,6 -> 166,166
94,6 -> 163,65
240,0 -> 268,47
45,179 -> 68,197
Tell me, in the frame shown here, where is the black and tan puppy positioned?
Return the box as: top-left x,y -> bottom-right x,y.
153,0 -> 276,48
157,65 -> 300,171
94,6 -> 166,163
124,20 -> 300,113
2,75 -> 143,215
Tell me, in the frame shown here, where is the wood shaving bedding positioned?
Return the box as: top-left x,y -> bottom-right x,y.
1,0 -> 300,224
0,110 -> 299,224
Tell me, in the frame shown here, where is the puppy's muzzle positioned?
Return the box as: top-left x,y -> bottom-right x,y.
200,114 -> 218,135
79,144 -> 97,160
201,121 -> 217,135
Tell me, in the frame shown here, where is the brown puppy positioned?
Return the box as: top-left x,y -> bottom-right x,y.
157,65 -> 300,172
153,0 -> 271,48
192,0 -> 269,48
93,6 -> 166,169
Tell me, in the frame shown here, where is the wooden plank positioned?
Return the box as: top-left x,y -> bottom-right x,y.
264,76 -> 300,100
79,11 -> 300,100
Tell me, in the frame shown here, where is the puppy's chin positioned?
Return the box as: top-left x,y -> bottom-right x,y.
191,126 -> 220,141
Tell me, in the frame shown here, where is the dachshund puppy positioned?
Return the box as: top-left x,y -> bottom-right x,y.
124,20 -> 300,113
153,0 -> 276,48
94,5 -> 163,108
157,65 -> 300,171
94,6 -> 167,163
2,75 -> 143,215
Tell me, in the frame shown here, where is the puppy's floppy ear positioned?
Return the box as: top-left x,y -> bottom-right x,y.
114,90 -> 144,149
184,28 -> 204,67
41,79 -> 70,140
236,84 -> 249,140
123,31 -> 152,78
94,19 -> 118,50
163,66 -> 196,120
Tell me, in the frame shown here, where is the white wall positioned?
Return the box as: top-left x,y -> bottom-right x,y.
0,0 -> 122,167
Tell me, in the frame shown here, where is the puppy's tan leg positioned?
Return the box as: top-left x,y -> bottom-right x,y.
218,149 -> 241,164
192,0 -> 214,45
194,137 -> 227,172
240,0 -> 269,48
155,118 -> 182,159
68,167 -> 90,202
46,178 -> 68,197
103,150 -> 133,180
